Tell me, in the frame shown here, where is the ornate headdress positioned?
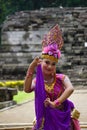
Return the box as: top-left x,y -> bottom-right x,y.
41,24 -> 63,62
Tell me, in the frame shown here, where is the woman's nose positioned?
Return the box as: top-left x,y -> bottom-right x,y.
48,64 -> 52,68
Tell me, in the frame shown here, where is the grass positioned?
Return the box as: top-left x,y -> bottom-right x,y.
13,91 -> 34,104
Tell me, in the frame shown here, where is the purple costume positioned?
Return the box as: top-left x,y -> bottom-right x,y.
34,65 -> 76,130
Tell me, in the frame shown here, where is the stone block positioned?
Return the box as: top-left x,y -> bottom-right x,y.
0,87 -> 18,102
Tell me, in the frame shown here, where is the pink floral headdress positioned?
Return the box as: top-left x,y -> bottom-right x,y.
41,24 -> 63,62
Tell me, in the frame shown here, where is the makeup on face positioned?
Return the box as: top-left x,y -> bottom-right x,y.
43,59 -> 56,67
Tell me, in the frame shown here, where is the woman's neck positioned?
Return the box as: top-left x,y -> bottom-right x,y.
44,74 -> 55,84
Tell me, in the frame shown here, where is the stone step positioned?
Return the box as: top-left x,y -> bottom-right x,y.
0,52 -> 41,65
0,122 -> 87,130
0,123 -> 32,130
0,44 -> 41,52
0,52 -> 41,58
0,101 -> 16,109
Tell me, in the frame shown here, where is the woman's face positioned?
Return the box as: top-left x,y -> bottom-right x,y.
41,59 -> 56,75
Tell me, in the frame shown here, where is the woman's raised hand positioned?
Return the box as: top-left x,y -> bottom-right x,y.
29,57 -> 42,69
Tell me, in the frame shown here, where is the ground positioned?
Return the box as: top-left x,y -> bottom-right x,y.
0,89 -> 87,125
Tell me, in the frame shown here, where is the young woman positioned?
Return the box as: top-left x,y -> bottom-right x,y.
24,25 -> 80,130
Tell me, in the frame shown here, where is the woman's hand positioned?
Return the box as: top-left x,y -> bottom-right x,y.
29,57 -> 42,69
44,98 -> 56,108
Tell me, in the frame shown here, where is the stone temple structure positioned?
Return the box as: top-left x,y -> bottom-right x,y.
0,7 -> 87,88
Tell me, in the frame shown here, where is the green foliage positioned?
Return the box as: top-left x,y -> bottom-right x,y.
0,82 -> 5,87
0,80 -> 24,88
0,0 -> 12,23
14,80 -> 24,87
0,0 -> 87,25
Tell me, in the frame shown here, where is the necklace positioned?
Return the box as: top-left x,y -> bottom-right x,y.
44,77 -> 54,84
45,78 -> 56,92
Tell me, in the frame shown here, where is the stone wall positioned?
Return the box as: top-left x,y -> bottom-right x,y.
0,7 -> 87,87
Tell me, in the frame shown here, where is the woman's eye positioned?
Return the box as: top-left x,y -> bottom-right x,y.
45,61 -> 50,65
52,63 -> 56,66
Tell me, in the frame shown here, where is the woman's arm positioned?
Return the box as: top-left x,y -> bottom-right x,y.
57,75 -> 74,103
24,57 -> 41,93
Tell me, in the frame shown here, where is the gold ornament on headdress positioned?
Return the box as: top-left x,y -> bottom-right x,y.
41,54 -> 58,63
42,24 -> 64,50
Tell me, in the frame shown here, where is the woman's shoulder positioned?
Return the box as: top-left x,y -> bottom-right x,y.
32,77 -> 36,82
56,74 -> 72,84
56,73 -> 66,81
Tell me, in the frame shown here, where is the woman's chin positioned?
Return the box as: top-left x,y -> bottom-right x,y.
44,72 -> 52,76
